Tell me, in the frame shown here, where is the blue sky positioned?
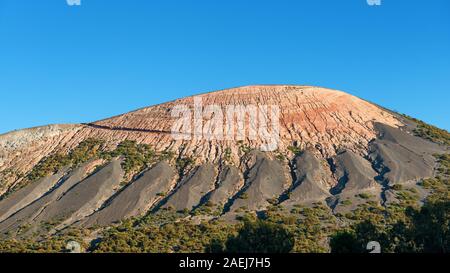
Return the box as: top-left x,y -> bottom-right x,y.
0,0 -> 449,134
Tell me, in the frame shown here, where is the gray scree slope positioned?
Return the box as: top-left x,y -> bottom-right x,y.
26,159 -> 124,233
329,151 -> 381,214
0,163 -> 92,236
282,150 -> 332,206
369,123 -> 442,186
82,161 -> 176,227
163,163 -> 217,211
0,170 -> 66,223
331,151 -> 379,194
229,151 -> 287,212
207,165 -> 243,207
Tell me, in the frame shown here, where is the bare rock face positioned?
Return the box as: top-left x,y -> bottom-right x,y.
0,85 -> 404,186
82,162 -> 176,227
0,125 -> 82,195
162,163 -> 217,211
82,86 -> 403,163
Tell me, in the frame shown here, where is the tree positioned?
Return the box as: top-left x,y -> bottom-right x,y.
210,219 -> 295,253
330,201 -> 450,253
330,231 -> 361,253
408,201 -> 449,253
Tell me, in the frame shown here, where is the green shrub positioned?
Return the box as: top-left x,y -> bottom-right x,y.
287,146 -> 302,156
104,140 -> 156,175
27,138 -> 105,182
239,193 -> 249,200
358,193 -> 372,199
341,199 -> 352,206
330,201 -> 450,253
210,219 -> 295,253
223,148 -> 232,163
391,184 -> 403,191
403,115 -> 450,145
176,156 -> 194,176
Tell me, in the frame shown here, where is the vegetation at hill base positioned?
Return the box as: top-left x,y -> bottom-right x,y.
207,219 -> 295,253
330,200 -> 449,253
